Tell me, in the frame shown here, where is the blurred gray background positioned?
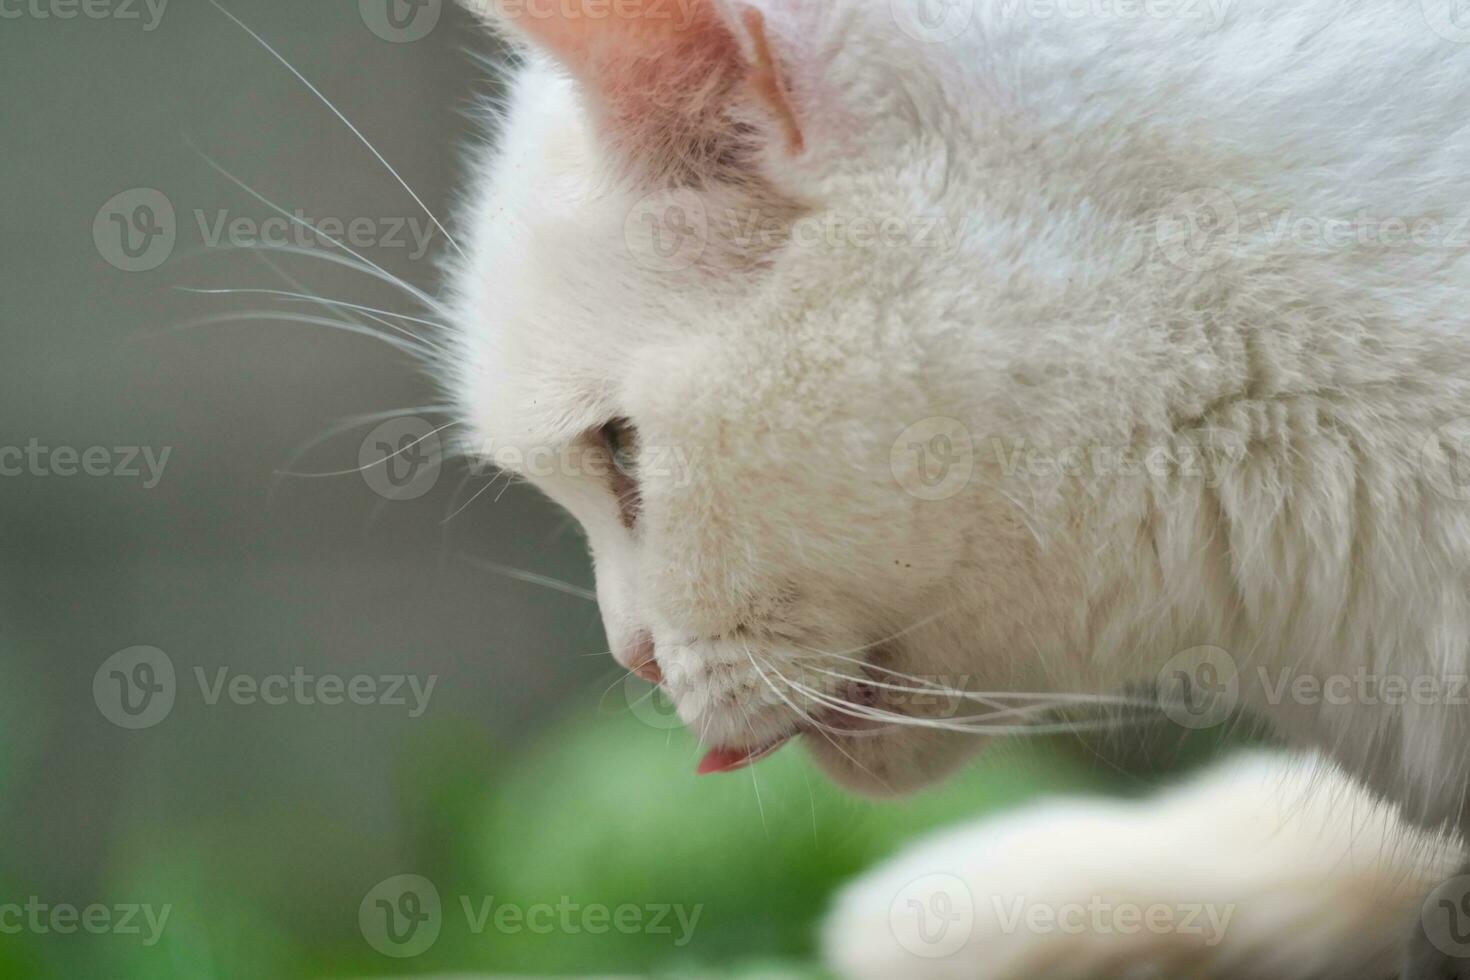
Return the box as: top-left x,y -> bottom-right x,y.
1,0 -> 609,944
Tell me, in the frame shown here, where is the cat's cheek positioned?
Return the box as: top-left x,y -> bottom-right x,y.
804,726 -> 988,798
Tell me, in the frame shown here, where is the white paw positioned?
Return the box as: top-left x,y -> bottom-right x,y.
822,799 -> 1185,980
822,753 -> 1459,980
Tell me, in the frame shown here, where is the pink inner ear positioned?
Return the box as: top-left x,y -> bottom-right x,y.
491,0 -> 803,172
739,6 -> 803,154
497,0 -> 740,107
497,0 -> 732,68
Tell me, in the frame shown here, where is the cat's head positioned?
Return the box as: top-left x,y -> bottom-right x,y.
447,0 -> 1044,794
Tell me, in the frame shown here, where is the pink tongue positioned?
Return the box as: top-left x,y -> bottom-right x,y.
697,736 -> 791,775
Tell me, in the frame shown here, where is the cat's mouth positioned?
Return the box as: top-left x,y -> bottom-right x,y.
695,677 -> 882,775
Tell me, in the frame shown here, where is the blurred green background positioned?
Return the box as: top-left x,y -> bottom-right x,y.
0,2 -> 1214,977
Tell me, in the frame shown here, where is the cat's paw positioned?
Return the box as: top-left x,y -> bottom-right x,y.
820,798 -> 1216,980
821,752 -> 1459,980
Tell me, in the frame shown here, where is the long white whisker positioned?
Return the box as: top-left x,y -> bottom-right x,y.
186,145 -> 446,315
781,675 -> 1152,737
177,287 -> 447,332
743,646 -> 846,737
246,248 -> 446,363
793,659 -> 1160,711
206,0 -> 465,261
176,290 -> 448,356
270,404 -> 455,499
441,471 -> 510,525
732,696 -> 768,830
151,311 -> 432,359
780,670 -> 1059,726
791,645 -> 1154,710
742,643 -> 894,794
278,419 -> 459,477
178,243 -> 449,315
462,557 -> 598,602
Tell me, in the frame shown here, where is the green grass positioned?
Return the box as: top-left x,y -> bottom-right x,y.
2,703 -> 1122,979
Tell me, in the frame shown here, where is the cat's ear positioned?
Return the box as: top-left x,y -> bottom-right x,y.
472,0 -> 808,179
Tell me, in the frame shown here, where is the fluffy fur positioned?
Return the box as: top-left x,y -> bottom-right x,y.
446,0 -> 1470,973
825,750 -> 1463,980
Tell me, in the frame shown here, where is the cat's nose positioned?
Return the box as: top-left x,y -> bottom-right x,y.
624,631 -> 662,684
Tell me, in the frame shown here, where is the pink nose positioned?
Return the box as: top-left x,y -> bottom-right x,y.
625,632 -> 662,684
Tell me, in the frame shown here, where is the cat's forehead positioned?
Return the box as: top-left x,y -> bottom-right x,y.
450,65 -> 652,441
446,0 -> 969,455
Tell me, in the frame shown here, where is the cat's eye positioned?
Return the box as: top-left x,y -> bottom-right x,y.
598,418 -> 641,529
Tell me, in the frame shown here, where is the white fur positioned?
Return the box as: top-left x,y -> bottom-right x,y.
824,751 -> 1463,980
446,0 -> 1470,971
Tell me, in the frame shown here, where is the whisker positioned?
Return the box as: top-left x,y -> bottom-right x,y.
206,0 -> 465,261
440,470 -> 509,525
492,469 -> 522,503
245,247 -> 451,375
780,674 -> 1154,737
277,419 -> 459,478
743,644 -> 898,794
733,697 -> 768,830
795,659 -> 1159,712
790,645 -> 1155,710
146,310 -> 434,360
461,556 -> 598,602
177,242 -> 449,315
176,287 -> 447,332
186,145 -> 446,316
270,404 -> 455,500
175,291 -> 448,357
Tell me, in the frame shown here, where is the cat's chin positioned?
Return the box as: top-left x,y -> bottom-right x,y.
802,727 -> 989,798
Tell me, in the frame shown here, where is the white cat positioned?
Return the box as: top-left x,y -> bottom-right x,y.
445,0 -> 1470,974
